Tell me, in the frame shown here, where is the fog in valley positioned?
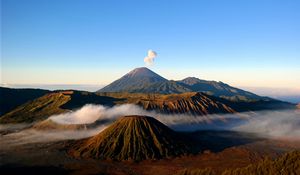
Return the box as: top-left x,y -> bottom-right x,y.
1,104 -> 299,149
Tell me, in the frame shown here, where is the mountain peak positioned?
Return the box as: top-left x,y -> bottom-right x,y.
98,67 -> 167,93
126,67 -> 164,78
180,77 -> 202,86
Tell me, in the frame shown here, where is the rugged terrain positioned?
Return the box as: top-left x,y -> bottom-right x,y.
0,67 -> 296,124
0,89 -> 295,124
0,91 -> 117,123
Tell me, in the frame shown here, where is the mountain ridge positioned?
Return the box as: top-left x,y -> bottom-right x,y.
97,67 -> 269,102
0,91 -> 237,124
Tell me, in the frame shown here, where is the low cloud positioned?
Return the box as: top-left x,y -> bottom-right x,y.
50,104 -> 107,124
49,104 -> 300,140
1,105 -> 299,149
233,110 -> 300,139
49,104 -> 245,130
0,126 -> 106,150
50,104 -> 146,124
144,50 -> 157,66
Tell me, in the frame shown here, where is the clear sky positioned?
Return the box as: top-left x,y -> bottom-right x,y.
1,0 -> 300,90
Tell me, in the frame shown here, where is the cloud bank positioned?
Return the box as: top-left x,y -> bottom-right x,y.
49,104 -> 300,139
0,126 -> 106,150
233,110 -> 300,139
1,105 -> 299,149
49,104 -> 245,130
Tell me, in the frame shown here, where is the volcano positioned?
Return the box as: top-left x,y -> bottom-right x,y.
98,67 -> 168,93
69,115 -> 191,161
97,67 -> 269,102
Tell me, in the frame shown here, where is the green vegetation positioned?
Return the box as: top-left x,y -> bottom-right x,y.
0,92 -> 70,123
0,87 -> 49,116
175,151 -> 300,175
0,91 -> 118,124
69,115 -> 191,161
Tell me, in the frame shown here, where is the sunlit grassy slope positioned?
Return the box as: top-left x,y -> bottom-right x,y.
176,150 -> 300,175
0,87 -> 49,115
0,91 -> 117,123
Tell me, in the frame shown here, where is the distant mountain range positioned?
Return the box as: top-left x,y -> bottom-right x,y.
98,67 -> 268,102
0,90 -> 237,124
0,89 -> 294,124
0,67 -> 296,124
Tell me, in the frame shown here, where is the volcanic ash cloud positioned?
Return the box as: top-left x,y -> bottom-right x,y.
144,50 -> 157,66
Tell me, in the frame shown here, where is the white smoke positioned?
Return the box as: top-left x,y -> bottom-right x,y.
144,50 -> 157,66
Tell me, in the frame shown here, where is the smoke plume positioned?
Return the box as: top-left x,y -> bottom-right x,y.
144,50 -> 157,66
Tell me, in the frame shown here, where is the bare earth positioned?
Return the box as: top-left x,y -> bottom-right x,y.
1,130 -> 299,175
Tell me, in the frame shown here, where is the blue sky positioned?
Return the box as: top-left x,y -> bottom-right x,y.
1,0 -> 300,90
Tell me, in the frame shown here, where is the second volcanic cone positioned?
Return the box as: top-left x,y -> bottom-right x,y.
69,115 -> 191,161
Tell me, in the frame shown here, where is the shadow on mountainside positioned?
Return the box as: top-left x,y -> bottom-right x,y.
183,130 -> 264,153
61,91 -> 125,110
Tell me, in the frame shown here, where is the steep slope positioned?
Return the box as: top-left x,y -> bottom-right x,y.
132,80 -> 190,94
133,92 -> 236,115
0,87 -> 49,116
100,92 -> 295,113
69,115 -> 191,161
98,67 -> 168,92
97,92 -> 236,115
0,91 -> 118,124
0,92 -> 70,124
